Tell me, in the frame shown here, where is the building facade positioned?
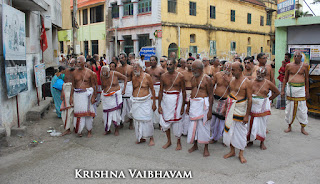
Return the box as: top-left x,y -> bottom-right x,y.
58,0 -> 107,58
0,0 -> 62,132
106,0 -> 276,61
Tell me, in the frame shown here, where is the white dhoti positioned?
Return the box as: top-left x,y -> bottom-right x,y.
187,97 -> 211,144
93,85 -> 102,116
181,89 -> 192,136
102,90 -> 123,132
211,95 -> 227,141
247,96 -> 271,142
152,82 -> 160,125
73,88 -> 95,134
223,94 -> 248,150
61,83 -> 74,131
120,81 -> 133,121
285,83 -> 308,126
159,91 -> 183,138
131,94 -> 154,142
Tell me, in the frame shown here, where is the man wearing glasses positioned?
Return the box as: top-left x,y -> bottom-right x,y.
160,56 -> 168,72
243,56 -> 258,80
281,51 -> 309,135
202,57 -> 214,78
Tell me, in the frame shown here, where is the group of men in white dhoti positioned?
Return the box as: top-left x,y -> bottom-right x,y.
57,51 -> 310,163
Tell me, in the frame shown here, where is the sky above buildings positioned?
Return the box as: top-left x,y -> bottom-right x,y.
304,0 -> 320,16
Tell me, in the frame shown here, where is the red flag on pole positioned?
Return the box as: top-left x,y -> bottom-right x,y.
40,16 -> 48,52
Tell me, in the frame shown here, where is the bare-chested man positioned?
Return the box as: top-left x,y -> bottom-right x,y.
181,58 -> 194,135
70,56 -> 96,138
223,62 -> 252,163
160,56 -> 168,72
247,67 -> 279,150
101,65 -> 127,136
146,56 -> 165,127
243,56 -> 258,80
281,51 -> 309,135
177,58 -> 187,72
116,53 -> 134,129
202,57 -> 214,78
159,59 -> 186,150
131,62 -> 157,146
186,61 -> 213,157
211,62 -> 232,143
61,58 -> 76,136
212,57 -> 221,76
257,53 -> 275,84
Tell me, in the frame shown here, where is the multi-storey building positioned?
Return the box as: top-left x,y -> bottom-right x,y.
106,0 -> 277,61
59,0 -> 107,57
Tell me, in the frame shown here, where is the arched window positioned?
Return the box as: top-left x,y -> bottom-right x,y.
168,43 -> 178,57
190,34 -> 196,43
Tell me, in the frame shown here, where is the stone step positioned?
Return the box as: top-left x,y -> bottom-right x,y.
0,127 -> 8,148
26,97 -> 52,121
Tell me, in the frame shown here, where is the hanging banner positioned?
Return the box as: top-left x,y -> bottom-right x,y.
2,4 -> 27,98
277,0 -> 296,19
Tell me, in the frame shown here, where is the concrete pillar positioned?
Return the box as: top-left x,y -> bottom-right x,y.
118,1 -> 124,27
132,0 -> 138,25
109,40 -> 114,60
275,27 -> 288,86
132,34 -> 139,56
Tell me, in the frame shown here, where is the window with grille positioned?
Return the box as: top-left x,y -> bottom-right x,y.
231,10 -> 235,22
168,0 -> 177,13
210,6 -> 216,19
260,16 -> 264,26
190,34 -> 196,43
83,9 -> 88,25
231,41 -> 236,51
189,2 -> 196,16
139,0 -> 152,14
90,5 -> 104,23
112,4 -> 119,18
247,13 -> 251,24
266,12 -> 272,26
124,3 -> 133,16
189,46 -> 197,55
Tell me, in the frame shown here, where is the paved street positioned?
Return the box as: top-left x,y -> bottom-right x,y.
0,105 -> 320,184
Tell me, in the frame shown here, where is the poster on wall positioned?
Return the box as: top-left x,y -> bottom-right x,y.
277,0 -> 296,19
288,45 -> 320,75
2,4 -> 27,98
289,48 -> 310,64
34,63 -> 46,87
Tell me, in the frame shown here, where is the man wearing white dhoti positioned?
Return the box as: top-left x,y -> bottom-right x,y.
61,58 -> 76,136
117,53 -> 134,129
247,67 -> 279,150
131,62 -> 157,146
223,62 -> 252,164
145,56 -> 165,128
101,66 -> 127,136
186,60 -> 213,157
281,51 -> 310,135
210,62 -> 232,142
158,58 -> 186,150
70,56 -> 96,138
181,58 -> 194,136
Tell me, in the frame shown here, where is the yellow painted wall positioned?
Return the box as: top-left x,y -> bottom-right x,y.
61,0 -> 72,29
161,0 -> 276,60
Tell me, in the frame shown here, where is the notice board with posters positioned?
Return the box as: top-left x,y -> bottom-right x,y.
2,4 -> 27,98
288,45 -> 320,75
34,63 -> 46,87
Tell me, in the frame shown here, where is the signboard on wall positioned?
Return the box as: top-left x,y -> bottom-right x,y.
34,63 -> 46,87
2,4 -> 27,98
288,45 -> 320,75
277,0 -> 295,19
139,47 -> 156,61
